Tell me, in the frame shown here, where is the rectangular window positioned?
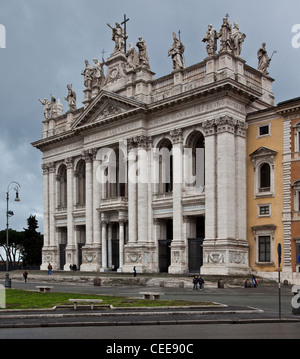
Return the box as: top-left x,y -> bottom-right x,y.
257,123 -> 271,138
259,205 -> 270,216
259,125 -> 269,136
259,236 -> 271,262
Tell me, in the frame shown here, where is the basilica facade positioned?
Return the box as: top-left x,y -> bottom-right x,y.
33,17 -> 296,279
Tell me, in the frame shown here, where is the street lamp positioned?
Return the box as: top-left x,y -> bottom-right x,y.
5,181 -> 21,289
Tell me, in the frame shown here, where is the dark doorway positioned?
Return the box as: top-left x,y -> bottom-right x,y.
78,243 -> 84,270
188,238 -> 203,273
188,216 -> 204,273
59,244 -> 66,270
159,240 -> 171,273
112,239 -> 119,269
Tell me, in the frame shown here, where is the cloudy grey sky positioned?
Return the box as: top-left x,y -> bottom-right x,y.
0,0 -> 299,234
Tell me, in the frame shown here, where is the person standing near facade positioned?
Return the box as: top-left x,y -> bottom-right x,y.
198,276 -> 204,291
133,266 -> 137,277
47,263 -> 53,275
252,275 -> 258,287
193,275 -> 198,290
23,271 -> 28,283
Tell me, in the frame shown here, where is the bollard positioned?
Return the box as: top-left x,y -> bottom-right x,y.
244,279 -> 252,288
93,277 -> 101,287
0,285 -> 5,309
218,279 -> 224,289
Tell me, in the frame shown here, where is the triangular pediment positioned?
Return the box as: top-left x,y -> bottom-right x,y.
72,90 -> 147,129
249,146 -> 277,158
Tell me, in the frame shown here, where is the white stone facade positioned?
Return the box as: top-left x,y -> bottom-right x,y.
32,19 -> 275,275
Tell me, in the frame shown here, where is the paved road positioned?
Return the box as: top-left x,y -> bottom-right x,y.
1,278 -> 299,339
0,322 -> 299,339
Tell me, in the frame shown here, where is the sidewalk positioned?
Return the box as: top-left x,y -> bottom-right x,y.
0,270 -> 279,289
0,271 -> 299,328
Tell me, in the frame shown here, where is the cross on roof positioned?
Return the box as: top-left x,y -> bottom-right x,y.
121,14 -> 129,53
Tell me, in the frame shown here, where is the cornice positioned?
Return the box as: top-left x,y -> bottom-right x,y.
32,76 -> 261,151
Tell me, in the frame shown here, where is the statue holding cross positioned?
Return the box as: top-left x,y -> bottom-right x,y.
107,15 -> 129,53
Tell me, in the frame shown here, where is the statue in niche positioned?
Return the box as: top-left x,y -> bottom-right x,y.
81,60 -> 93,90
92,58 -> 105,86
168,32 -> 185,70
107,22 -> 126,53
39,97 -> 51,120
218,16 -> 232,53
230,21 -> 246,56
126,43 -> 139,69
65,84 -> 77,112
136,37 -> 150,69
257,42 -> 271,74
202,24 -> 218,56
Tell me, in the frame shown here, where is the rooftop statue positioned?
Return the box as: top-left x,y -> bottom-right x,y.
81,60 -> 93,90
107,22 -> 127,53
136,36 -> 150,69
257,42 -> 271,75
65,84 -> 77,112
218,16 -> 232,53
39,97 -> 51,120
202,24 -> 218,56
230,21 -> 246,56
168,32 -> 185,70
92,58 -> 105,87
126,43 -> 139,69
218,17 -> 246,56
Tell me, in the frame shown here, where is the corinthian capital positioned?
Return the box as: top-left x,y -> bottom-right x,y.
170,128 -> 183,144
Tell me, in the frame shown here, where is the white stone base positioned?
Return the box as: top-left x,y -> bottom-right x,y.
201,239 -> 250,276
40,247 -> 60,271
122,243 -> 158,273
80,245 -> 101,272
168,244 -> 188,274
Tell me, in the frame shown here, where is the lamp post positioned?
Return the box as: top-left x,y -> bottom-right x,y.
5,181 -> 21,289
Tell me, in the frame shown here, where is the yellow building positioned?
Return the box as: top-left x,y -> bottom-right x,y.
247,109 -> 284,275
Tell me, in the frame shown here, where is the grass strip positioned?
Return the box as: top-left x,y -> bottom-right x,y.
2,289 -> 213,310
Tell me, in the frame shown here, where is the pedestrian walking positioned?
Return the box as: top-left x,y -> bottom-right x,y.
133,266 -> 137,277
193,275 -> 198,290
23,271 -> 28,283
252,275 -> 258,288
198,276 -> 204,291
47,263 -> 53,275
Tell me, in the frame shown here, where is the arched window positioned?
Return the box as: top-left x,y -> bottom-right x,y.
185,131 -> 205,188
157,138 -> 173,193
250,147 -> 277,198
260,163 -> 271,191
75,160 -> 86,206
57,164 -> 67,208
103,147 -> 127,199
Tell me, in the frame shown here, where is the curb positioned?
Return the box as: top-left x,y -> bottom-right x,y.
0,317 -> 299,329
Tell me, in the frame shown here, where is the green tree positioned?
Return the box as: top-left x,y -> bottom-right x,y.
0,229 -> 24,268
21,215 -> 43,267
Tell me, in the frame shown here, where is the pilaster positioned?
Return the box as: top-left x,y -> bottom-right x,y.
64,157 -> 75,270
169,128 -> 186,274
201,117 -> 249,275
81,150 -> 101,271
